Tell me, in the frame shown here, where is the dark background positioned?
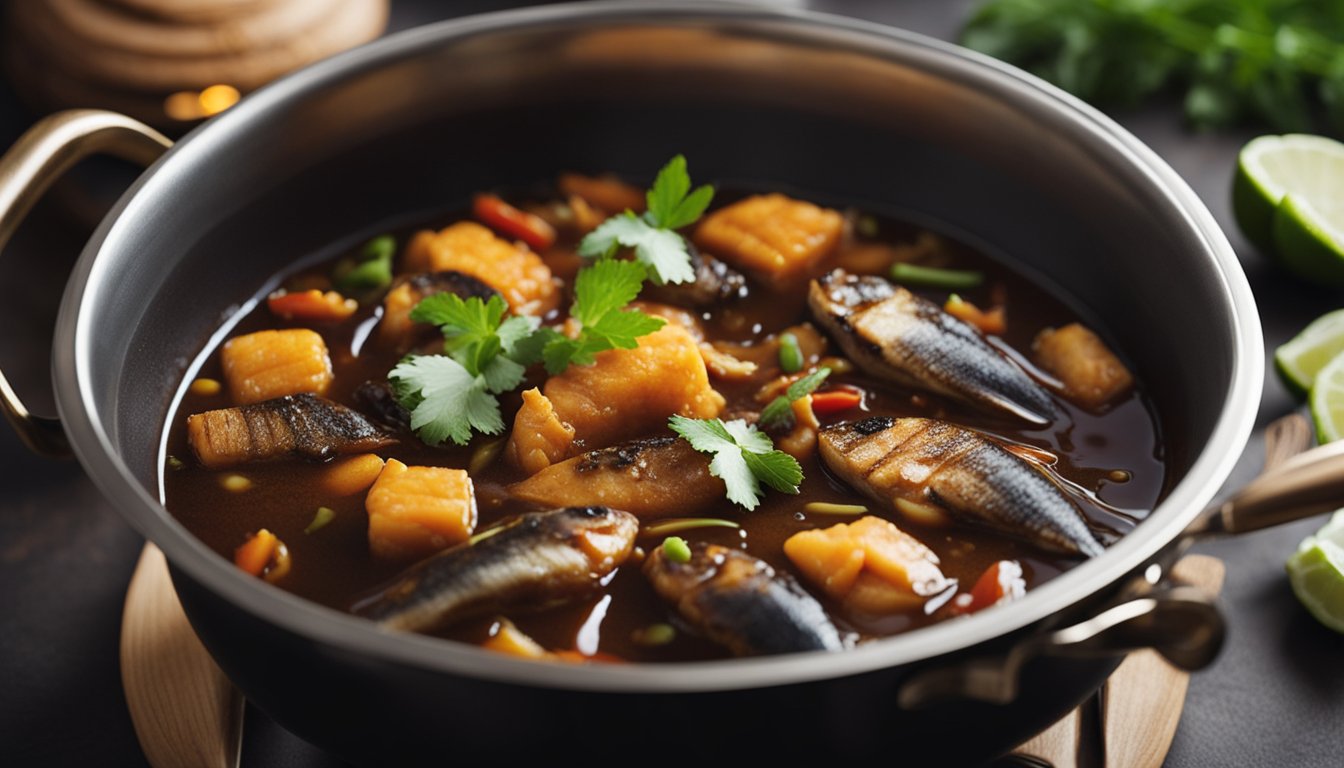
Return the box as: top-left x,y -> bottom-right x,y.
1,1 -> 1341,765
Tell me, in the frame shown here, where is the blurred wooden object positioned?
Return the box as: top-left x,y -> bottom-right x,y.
121,543 -> 242,768
3,0 -> 388,130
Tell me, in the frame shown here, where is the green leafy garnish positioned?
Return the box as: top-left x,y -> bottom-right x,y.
389,355 -> 505,446
391,293 -> 544,446
962,0 -> 1344,133
760,367 -> 832,430
577,155 -> 713,284
334,235 -> 395,294
668,415 -> 804,510
662,536 -> 693,564
540,259 -> 666,374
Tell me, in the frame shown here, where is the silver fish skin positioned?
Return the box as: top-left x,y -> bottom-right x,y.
354,506 -> 639,632
187,393 -> 396,470
819,417 -> 1104,558
808,269 -> 1056,425
644,542 -> 845,656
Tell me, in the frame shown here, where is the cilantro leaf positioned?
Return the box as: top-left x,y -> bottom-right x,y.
575,154 -> 714,285
542,259 -> 666,374
578,214 -> 696,285
668,415 -> 804,510
389,355 -> 504,446
572,259 -> 648,325
759,367 -> 832,430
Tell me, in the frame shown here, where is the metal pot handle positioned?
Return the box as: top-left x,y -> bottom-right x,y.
1190,439 -> 1344,535
0,109 -> 171,457
898,580 -> 1223,708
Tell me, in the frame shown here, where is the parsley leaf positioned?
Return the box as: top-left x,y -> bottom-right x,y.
394,293 -> 546,446
389,355 -> 504,446
668,415 -> 804,510
759,367 -> 832,430
542,259 -> 666,374
576,154 -> 714,285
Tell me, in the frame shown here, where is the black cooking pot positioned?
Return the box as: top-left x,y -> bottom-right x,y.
8,3 -> 1340,764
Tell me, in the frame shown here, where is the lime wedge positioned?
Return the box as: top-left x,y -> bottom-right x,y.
1310,351 -> 1344,443
1275,309 -> 1344,397
1287,510 -> 1344,633
1234,134 -> 1344,286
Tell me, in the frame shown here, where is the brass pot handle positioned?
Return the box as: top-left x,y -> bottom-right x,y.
0,110 -> 171,457
1192,439 -> 1344,536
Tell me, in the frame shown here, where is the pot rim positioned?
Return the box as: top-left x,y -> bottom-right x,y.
51,1 -> 1263,693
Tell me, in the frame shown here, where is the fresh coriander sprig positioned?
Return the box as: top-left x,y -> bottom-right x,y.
539,259 -> 666,374
668,415 -> 803,511
389,293 -> 543,446
577,155 -> 714,284
759,367 -> 832,430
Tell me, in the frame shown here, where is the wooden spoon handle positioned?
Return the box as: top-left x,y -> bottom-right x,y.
120,543 -> 243,768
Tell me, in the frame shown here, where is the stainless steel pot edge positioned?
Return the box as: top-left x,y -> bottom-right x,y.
50,1 -> 1263,693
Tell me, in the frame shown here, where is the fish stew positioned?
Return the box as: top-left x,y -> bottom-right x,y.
161,161 -> 1164,663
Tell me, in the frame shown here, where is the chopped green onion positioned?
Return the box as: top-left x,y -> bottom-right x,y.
335,234 -> 395,294
166,455 -> 185,471
889,262 -> 984,290
662,536 -> 692,564
642,518 -> 741,536
468,438 -> 505,475
362,234 -> 396,263
632,623 -> 677,646
802,502 -> 869,516
469,524 -> 509,546
305,506 -> 336,534
777,332 -> 804,373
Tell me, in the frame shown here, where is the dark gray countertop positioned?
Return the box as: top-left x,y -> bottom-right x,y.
2,1 -> 1342,765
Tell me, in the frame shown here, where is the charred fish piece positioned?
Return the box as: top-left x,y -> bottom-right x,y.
644,542 -> 845,656
509,436 -> 723,518
353,380 -> 411,431
808,269 -> 1056,425
819,417 -> 1103,558
187,393 -> 395,470
354,506 -> 638,633
379,270 -> 501,351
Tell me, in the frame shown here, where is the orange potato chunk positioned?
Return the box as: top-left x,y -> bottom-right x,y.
402,222 -> 557,316
365,459 -> 477,561
482,619 -> 550,660
694,194 -> 843,285
784,516 -> 950,615
319,454 -> 386,496
1032,323 -> 1134,410
506,323 -> 725,472
220,329 -> 333,405
507,387 -> 577,476
377,281 -> 421,349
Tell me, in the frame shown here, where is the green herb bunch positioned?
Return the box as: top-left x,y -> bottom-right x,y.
962,0 -> 1344,132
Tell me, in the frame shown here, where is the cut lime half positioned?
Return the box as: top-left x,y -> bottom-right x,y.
1287,510 -> 1344,634
1275,309 -> 1344,396
1309,350 -> 1344,443
1234,134 -> 1344,286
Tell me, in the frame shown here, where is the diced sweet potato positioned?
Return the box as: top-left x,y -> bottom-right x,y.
506,323 -> 725,472
319,454 -> 386,496
694,194 -> 843,285
507,388 -> 577,476
377,281 -> 421,350
365,459 -> 477,560
1032,323 -> 1134,410
220,329 -> 333,405
401,222 -> 558,315
784,516 -> 950,615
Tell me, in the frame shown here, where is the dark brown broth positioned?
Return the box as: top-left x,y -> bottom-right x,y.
160,193 -> 1165,663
